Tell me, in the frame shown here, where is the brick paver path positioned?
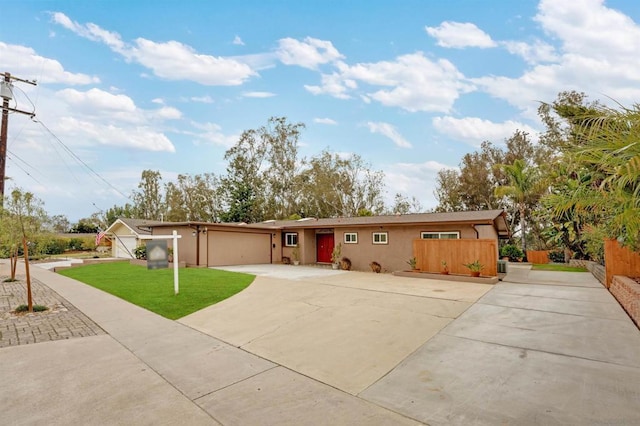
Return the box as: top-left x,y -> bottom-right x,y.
0,274 -> 105,348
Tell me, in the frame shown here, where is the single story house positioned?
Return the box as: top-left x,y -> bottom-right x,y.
104,218 -> 164,258
147,210 -> 509,272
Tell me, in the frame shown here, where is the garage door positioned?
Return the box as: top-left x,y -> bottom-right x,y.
114,236 -> 137,259
208,231 -> 271,266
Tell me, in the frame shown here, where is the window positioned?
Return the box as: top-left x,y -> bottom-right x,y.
372,232 -> 388,245
344,233 -> 358,244
421,231 -> 460,240
285,232 -> 298,247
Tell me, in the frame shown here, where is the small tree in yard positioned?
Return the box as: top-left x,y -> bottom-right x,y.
3,189 -> 47,312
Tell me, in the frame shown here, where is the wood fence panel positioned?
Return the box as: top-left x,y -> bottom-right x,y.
413,239 -> 498,277
526,250 -> 550,264
604,239 -> 640,288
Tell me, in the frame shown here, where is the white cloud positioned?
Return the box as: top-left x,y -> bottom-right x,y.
344,53 -> 474,112
151,98 -> 165,104
386,160 -> 457,210
56,116 -> 175,152
242,91 -> 276,98
57,88 -> 136,112
52,12 -> 257,86
233,35 -> 245,46
366,122 -> 412,148
432,116 -> 539,147
305,72 -> 352,99
189,122 -> 238,148
0,41 -> 98,85
425,21 -> 496,49
154,106 -> 182,120
502,40 -> 558,64
276,37 -> 344,69
191,95 -> 214,103
475,0 -> 640,111
131,38 -> 257,86
313,118 -> 337,125
307,53 -> 474,112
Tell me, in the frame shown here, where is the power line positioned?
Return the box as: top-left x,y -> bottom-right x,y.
34,118 -> 133,201
5,151 -> 44,186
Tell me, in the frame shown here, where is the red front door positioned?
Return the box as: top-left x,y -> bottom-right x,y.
317,234 -> 334,263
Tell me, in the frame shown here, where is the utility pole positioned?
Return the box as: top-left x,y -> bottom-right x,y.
0,72 -> 37,205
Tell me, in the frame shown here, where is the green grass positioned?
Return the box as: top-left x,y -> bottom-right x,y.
58,262 -> 255,319
532,264 -> 588,272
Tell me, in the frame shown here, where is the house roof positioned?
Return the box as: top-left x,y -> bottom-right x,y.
144,209 -> 510,238
252,209 -> 509,236
105,218 -> 165,236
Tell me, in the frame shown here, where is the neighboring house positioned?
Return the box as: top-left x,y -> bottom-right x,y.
104,218 -> 164,258
148,210 -> 509,272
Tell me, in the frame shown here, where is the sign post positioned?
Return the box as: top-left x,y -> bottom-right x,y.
139,230 -> 182,295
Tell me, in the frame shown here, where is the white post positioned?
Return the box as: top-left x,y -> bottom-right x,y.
172,230 -> 179,295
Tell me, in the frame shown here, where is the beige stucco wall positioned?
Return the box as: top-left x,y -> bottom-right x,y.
208,231 -> 271,266
332,223 -> 485,273
152,226 -> 197,266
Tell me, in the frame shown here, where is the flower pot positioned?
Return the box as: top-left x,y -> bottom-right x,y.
293,260 -> 300,266
470,271 -> 481,277
441,270 -> 449,275
332,263 -> 339,270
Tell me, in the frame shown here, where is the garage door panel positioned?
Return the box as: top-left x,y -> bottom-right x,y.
114,236 -> 137,259
209,232 -> 271,266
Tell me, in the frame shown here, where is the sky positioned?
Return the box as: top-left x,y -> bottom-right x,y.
1,0 -> 640,222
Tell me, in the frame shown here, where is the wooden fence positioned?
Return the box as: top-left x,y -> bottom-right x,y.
413,239 -> 498,277
526,250 -> 550,264
604,239 -> 640,288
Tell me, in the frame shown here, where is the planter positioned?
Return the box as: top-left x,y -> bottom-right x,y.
441,271 -> 449,275
470,271 -> 481,277
332,263 -> 339,270
293,260 -> 300,266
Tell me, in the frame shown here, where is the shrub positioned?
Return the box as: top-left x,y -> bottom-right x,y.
548,250 -> 565,263
14,304 -> 49,313
370,261 -> 381,273
340,257 -> 352,270
500,244 -> 524,261
134,245 -> 147,260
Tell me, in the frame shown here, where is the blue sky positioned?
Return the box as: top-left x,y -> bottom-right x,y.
2,0 -> 639,221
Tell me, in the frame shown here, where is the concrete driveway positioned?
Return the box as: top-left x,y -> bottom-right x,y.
180,265 -> 493,395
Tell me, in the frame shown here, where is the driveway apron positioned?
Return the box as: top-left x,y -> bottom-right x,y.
361,264 -> 640,425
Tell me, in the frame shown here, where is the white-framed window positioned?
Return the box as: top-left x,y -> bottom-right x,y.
421,231 -> 460,240
284,232 -> 298,247
344,232 -> 358,244
372,232 -> 388,245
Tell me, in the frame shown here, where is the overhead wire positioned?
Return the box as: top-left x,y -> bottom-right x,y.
33,118 -> 133,201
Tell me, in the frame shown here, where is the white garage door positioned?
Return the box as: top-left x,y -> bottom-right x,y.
114,236 -> 137,259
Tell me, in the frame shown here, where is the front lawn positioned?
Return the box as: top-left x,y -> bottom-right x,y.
532,264 -> 588,272
58,262 -> 255,319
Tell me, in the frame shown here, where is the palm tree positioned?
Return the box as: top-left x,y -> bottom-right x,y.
564,104 -> 640,250
495,159 -> 542,256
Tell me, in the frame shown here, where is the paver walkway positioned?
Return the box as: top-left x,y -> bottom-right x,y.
0,274 -> 104,347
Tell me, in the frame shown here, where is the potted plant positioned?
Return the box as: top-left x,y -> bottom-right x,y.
291,247 -> 300,266
331,243 -> 342,269
463,260 -> 484,277
441,260 -> 449,275
406,257 -> 418,271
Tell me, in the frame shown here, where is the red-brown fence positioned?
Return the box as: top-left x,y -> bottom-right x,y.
413,239 -> 498,277
526,250 -> 550,264
604,239 -> 640,288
